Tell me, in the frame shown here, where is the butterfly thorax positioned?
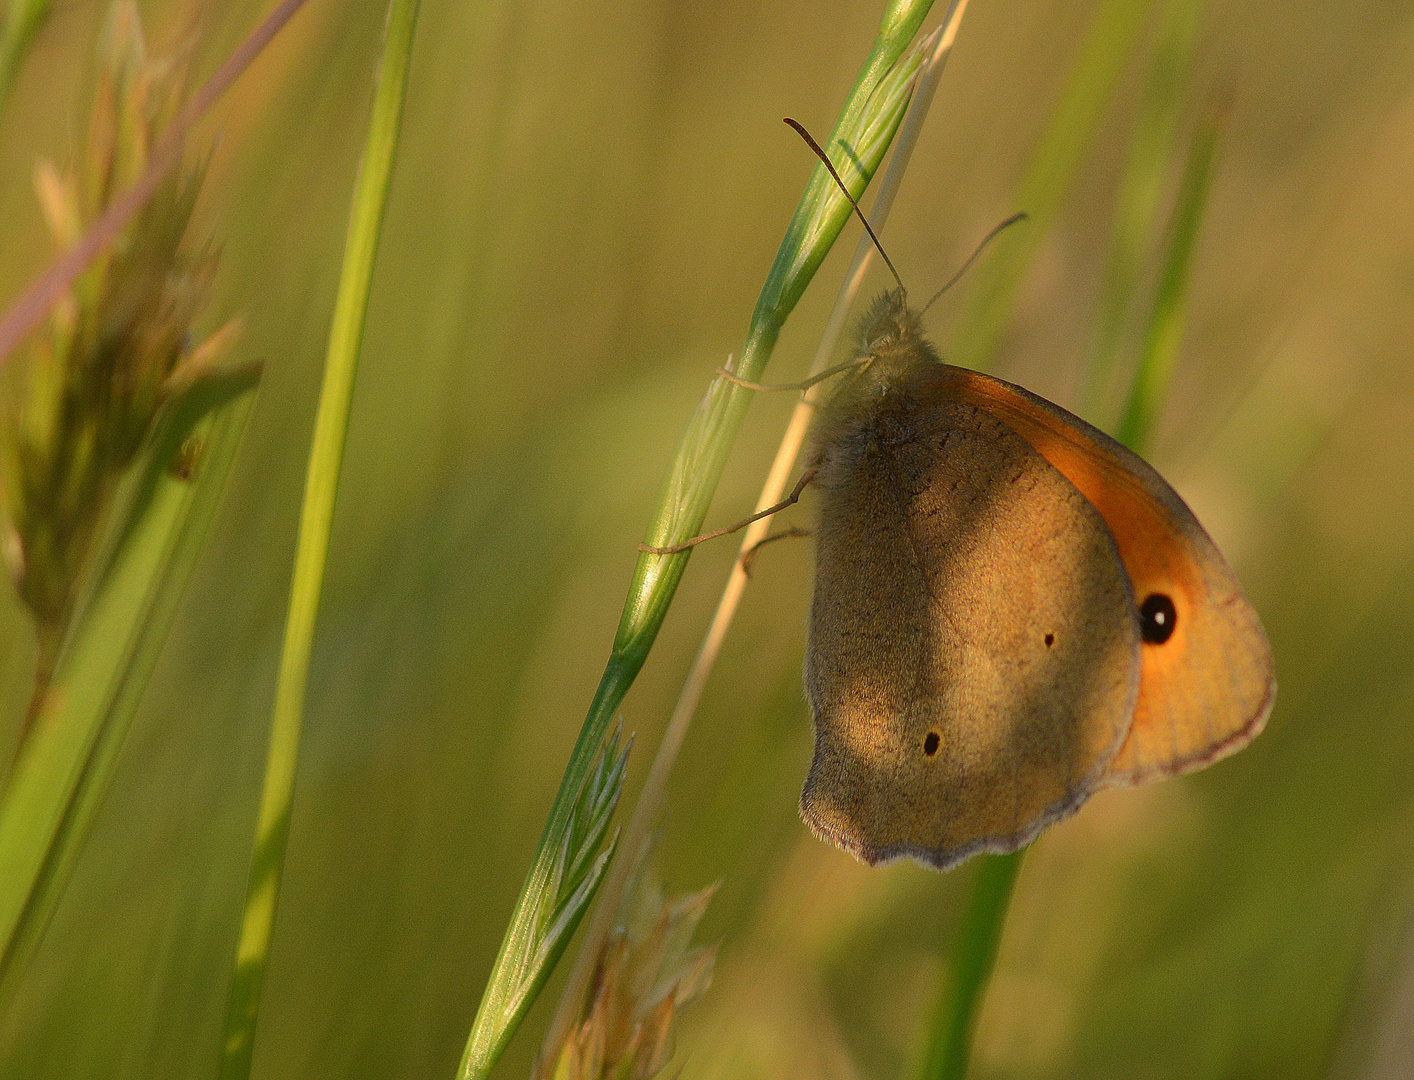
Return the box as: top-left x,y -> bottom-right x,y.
809,290 -> 948,484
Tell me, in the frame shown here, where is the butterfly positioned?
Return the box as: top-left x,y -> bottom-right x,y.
797,288 -> 1273,869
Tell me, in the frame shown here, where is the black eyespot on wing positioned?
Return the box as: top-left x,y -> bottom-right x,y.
923,731 -> 940,756
1044,632 -> 1054,648
1139,593 -> 1177,645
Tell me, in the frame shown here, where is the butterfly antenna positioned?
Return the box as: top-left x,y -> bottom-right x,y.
919,211 -> 1028,314
783,117 -> 906,297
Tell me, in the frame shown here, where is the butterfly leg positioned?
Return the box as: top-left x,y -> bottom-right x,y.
717,357 -> 865,393
639,467 -> 816,555
739,526 -> 811,576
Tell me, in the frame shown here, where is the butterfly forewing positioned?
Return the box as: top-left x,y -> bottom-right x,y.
802,383 -> 1141,869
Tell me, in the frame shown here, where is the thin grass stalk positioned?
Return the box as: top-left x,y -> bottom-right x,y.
0,0 -> 53,109
1081,0 -> 1205,421
535,5 -> 971,1072
0,0 -> 311,367
914,850 -> 1021,1080
460,4 -> 937,1076
215,2 -> 420,1075
950,0 -> 1151,373
1116,98 -> 1224,452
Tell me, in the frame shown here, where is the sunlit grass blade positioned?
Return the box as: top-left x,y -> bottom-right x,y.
949,0 -> 1150,373
0,373 -> 260,1006
0,0 -> 53,109
462,2 -> 938,1075
459,727 -> 631,1079
214,1 -> 420,1076
1116,96 -> 1225,453
639,6 -> 932,565
1082,0 -> 1206,423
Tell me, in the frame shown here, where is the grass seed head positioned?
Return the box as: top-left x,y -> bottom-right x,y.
550,870 -> 718,1080
2,1 -> 233,682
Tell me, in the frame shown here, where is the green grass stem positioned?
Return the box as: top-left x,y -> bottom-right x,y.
0,370 -> 260,1007
535,6 -> 972,1071
1082,0 -> 1205,422
1116,98 -> 1224,453
950,0 -> 1151,373
214,2 -> 420,1076
459,3 -> 939,1076
914,851 -> 1022,1080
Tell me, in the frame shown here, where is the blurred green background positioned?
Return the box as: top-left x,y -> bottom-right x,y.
1,0 -> 1413,1077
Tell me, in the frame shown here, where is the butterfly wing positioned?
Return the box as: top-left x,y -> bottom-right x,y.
940,365 -> 1275,786
802,387 -> 1141,869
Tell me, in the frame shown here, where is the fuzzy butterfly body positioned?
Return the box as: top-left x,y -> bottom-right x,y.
799,290 -> 1274,870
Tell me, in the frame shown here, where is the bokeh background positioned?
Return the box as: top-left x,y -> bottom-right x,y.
0,0 -> 1412,1077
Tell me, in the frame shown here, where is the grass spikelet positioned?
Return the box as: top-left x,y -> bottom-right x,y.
460,726 -> 633,1080
548,862 -> 717,1080
1,1 -> 235,742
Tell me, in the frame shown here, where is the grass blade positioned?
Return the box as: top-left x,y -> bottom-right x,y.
914,851 -> 1022,1080
1116,97 -> 1225,453
215,2 -> 421,1076
461,3 -> 939,1076
0,375 -> 260,1004
949,0 -> 1151,373
1083,0 -> 1206,422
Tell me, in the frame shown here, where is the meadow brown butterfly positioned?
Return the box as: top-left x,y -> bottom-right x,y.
652,121 -> 1275,871
798,288 -> 1274,870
